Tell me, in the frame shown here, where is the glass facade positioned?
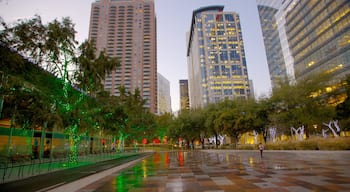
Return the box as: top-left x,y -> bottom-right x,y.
157,73 -> 171,114
257,0 -> 288,88
179,79 -> 190,110
285,0 -> 350,82
187,6 -> 251,108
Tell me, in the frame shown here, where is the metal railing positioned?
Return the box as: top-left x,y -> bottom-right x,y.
0,148 -> 143,184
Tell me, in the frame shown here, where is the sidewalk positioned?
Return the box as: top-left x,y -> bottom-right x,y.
2,150 -> 350,192
0,152 -> 152,192
0,151 -> 141,183
78,150 -> 350,192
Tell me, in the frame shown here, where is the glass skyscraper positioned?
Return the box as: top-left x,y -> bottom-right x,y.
284,0 -> 350,83
179,79 -> 190,111
257,0 -> 288,88
157,73 -> 171,114
88,0 -> 157,113
187,6 -> 251,109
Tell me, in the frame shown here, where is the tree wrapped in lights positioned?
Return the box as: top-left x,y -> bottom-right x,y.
1,16 -> 119,164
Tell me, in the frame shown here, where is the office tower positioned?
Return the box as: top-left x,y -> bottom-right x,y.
179,79 -> 190,110
157,73 -> 171,114
187,6 -> 251,109
89,0 -> 157,113
249,79 -> 255,98
275,0 -> 295,85
284,0 -> 350,82
257,0 -> 289,88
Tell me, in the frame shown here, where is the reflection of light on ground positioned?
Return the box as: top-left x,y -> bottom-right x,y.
274,164 -> 283,170
225,153 -> 230,162
90,151 -> 350,192
165,152 -> 170,167
249,157 -> 254,167
109,152 -> 187,191
178,151 -> 184,166
141,159 -> 148,178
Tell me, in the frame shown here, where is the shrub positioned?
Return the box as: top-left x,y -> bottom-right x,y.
236,144 -> 255,150
264,137 -> 350,150
265,140 -> 296,150
295,139 -> 319,150
317,137 -> 350,150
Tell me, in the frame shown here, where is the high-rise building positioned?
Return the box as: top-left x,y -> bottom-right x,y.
157,73 -> 171,114
257,0 -> 289,88
284,0 -> 350,82
179,79 -> 190,110
88,0 -> 157,113
187,6 -> 251,109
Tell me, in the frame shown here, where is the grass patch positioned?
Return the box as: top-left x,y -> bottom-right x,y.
264,137 -> 350,150
229,137 -> 350,150
266,140 -> 296,150
236,144 -> 256,150
317,137 -> 350,150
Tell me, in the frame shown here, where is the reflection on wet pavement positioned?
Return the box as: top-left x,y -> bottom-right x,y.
79,150 -> 350,191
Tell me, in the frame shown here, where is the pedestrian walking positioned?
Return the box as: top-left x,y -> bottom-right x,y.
258,143 -> 264,158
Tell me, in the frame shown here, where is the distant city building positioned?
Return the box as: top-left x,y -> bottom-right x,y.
187,6 -> 251,109
88,0 -> 157,113
284,0 -> 350,83
157,73 -> 171,114
256,0 -> 289,88
179,79 -> 190,110
249,79 -> 255,98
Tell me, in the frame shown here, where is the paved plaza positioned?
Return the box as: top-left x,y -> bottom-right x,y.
70,150 -> 350,192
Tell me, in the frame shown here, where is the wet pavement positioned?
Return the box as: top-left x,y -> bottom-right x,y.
77,150 -> 350,192
0,153 -> 151,192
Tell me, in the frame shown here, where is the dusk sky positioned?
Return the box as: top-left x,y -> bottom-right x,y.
0,0 -> 271,112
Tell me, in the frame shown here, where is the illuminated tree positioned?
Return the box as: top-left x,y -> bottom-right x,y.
1,16 -> 119,164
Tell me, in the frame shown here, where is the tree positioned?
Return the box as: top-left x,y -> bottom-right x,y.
204,103 -> 223,148
269,73 -> 335,138
75,40 -> 119,96
187,108 -> 206,148
336,75 -> 350,131
112,86 -> 158,149
155,112 -> 174,143
254,98 -> 271,142
0,15 -> 46,65
216,99 -> 257,147
1,16 -> 119,164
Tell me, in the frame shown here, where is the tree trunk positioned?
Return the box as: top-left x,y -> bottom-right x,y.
68,124 -> 79,165
7,107 -> 17,157
39,121 -> 47,159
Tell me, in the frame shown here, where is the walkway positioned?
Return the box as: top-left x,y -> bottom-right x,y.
75,150 -> 350,192
0,152 -> 152,192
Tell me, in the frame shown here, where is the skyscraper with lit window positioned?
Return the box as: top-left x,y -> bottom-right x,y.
179,79 -> 190,110
88,0 -> 157,113
187,6 -> 251,109
284,0 -> 350,82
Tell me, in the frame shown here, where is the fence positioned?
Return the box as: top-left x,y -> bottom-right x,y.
0,147 -> 144,184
